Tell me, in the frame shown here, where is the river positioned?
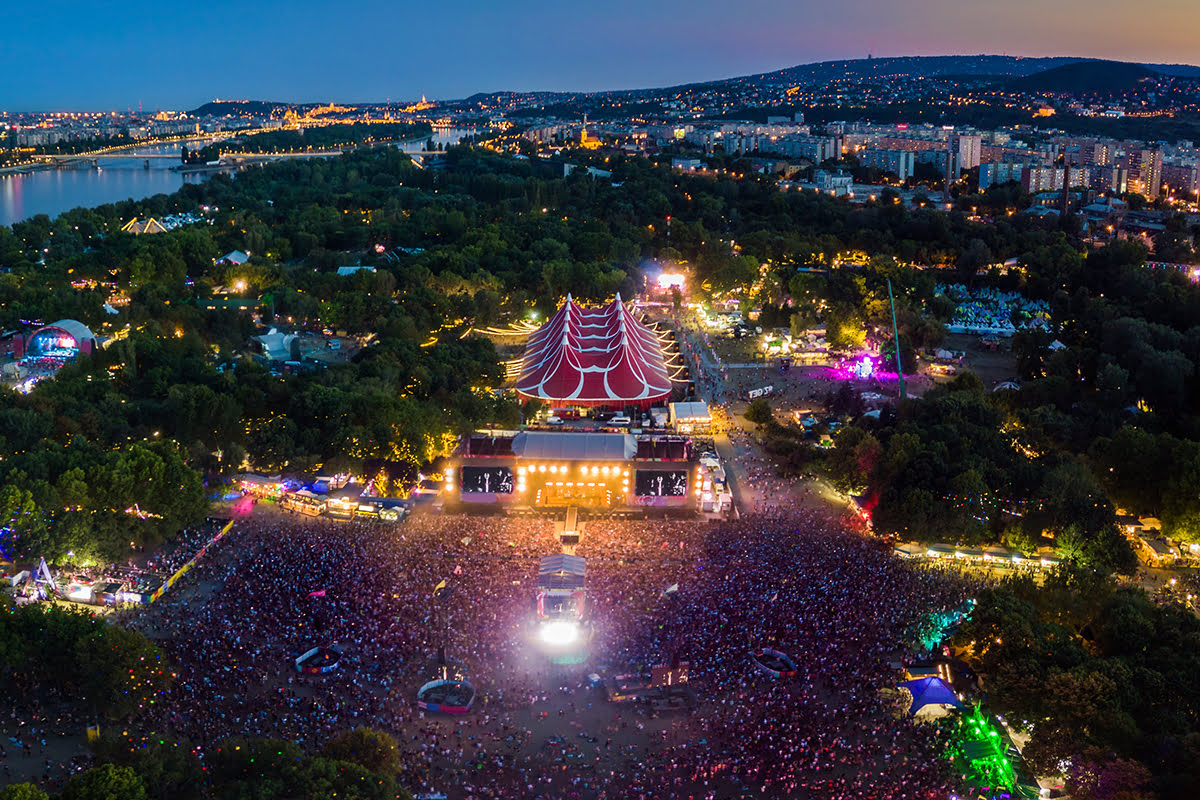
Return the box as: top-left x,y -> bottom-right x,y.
0,127 -> 471,228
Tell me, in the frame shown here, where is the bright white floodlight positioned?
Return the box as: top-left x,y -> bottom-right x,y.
540,620 -> 579,646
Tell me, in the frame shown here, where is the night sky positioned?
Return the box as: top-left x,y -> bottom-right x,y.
4,0 -> 1196,111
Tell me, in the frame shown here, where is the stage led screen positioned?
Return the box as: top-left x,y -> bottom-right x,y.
460,466 -> 514,494
635,469 -> 688,497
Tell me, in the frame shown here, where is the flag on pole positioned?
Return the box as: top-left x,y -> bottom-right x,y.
662,583 -> 679,597
306,589 -> 326,598
433,579 -> 447,596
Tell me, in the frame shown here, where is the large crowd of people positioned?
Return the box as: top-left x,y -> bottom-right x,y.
108,504 -> 976,799
2,307 -> 981,798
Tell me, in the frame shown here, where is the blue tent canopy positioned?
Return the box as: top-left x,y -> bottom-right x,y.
898,676 -> 962,715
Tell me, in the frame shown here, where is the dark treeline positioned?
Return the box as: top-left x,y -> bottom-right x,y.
819,235 -> 1200,563
959,570 -> 1200,799
0,132 -> 139,167
192,121 -> 432,160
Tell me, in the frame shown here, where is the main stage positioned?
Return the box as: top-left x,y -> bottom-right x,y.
446,430 -> 699,512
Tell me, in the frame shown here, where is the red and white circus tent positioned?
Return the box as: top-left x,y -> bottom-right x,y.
515,294 -> 674,409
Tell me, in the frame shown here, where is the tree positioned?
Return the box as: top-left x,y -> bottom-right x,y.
880,334 -> 917,375
0,785 -> 49,800
62,764 -> 148,800
299,757 -> 399,800
321,727 -> 400,775
74,622 -> 174,719
789,311 -> 815,339
944,371 -> 985,394
89,737 -> 203,800
520,398 -> 546,423
1038,461 -> 1134,575
826,427 -> 881,493
956,238 -> 992,279
208,738 -> 304,800
0,485 -> 46,558
0,605 -> 171,720
824,308 -> 866,352
206,737 -> 410,800
1067,752 -> 1155,800
1012,327 -> 1052,380
744,398 -> 773,427
1001,521 -> 1042,556
1095,362 -> 1130,409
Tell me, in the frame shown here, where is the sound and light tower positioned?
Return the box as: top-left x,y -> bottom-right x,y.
888,278 -> 906,400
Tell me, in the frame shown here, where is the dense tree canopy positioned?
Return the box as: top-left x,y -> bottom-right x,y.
0,605 -> 171,720
959,572 -> 1200,799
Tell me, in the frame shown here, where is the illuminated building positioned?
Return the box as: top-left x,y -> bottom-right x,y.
956,134 -> 982,169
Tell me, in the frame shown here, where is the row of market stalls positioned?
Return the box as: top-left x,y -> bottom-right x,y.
1115,514 -> 1199,567
894,542 -> 1063,570
234,467 -> 431,522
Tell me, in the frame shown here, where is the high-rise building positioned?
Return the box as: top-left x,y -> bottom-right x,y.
859,148 -> 915,181
770,134 -> 840,162
1021,166 -> 1090,194
979,162 -> 1025,189
1162,163 -> 1199,198
957,134 -> 983,169
1094,164 -> 1128,191
1136,149 -> 1163,198
914,148 -> 958,175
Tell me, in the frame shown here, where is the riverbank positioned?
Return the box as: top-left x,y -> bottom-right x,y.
0,128 -> 470,227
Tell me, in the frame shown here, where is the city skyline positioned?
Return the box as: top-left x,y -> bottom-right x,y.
3,0 -> 1199,111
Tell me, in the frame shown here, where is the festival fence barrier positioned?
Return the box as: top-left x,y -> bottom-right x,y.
294,645 -> 343,675
416,678 -> 476,714
147,519 -> 235,604
752,647 -> 799,678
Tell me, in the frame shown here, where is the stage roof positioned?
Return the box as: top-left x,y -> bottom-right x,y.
515,294 -> 673,407
539,553 -> 586,576
898,676 -> 962,716
33,319 -> 96,347
539,554 -> 586,591
512,431 -> 636,461
669,401 -> 711,421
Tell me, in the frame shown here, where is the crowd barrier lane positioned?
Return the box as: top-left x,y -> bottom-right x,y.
148,519 -> 236,603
